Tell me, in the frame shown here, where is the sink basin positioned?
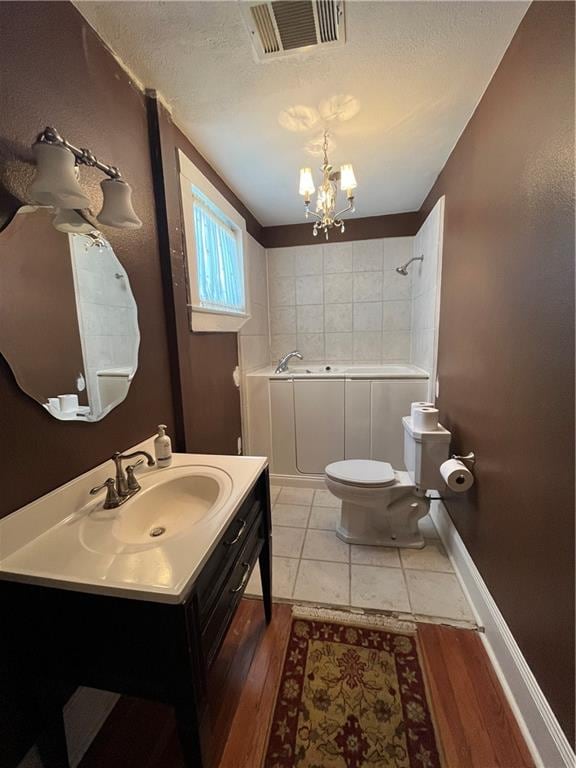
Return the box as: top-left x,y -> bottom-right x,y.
80,465 -> 233,554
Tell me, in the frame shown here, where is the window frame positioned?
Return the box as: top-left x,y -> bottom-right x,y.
178,149 -> 250,332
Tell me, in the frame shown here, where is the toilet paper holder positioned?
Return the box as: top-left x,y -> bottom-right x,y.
451,451 -> 476,466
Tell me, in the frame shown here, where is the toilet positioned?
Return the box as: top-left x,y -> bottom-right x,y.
325,416 -> 451,549
97,367 -> 134,411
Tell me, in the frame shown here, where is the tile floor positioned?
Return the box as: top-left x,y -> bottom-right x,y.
246,484 -> 476,625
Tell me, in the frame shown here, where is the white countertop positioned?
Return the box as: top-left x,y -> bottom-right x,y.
249,363 -> 429,379
0,450 -> 268,604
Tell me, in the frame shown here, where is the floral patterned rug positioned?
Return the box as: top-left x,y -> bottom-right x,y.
264,611 -> 443,768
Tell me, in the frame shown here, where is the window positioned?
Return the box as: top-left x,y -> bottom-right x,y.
179,150 -> 249,332
192,188 -> 245,314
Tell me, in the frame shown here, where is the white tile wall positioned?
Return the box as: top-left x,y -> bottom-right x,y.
71,240 -> 139,415
267,237 -> 415,364
410,198 -> 444,384
239,234 -> 271,372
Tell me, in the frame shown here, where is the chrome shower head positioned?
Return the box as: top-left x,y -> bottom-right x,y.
395,255 -> 423,276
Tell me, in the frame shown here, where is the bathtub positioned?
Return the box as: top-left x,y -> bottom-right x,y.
245,364 -> 431,480
254,363 -> 429,380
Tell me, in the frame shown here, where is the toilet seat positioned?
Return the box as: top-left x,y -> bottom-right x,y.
325,460 -> 396,488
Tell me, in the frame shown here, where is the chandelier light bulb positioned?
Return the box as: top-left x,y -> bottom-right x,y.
299,167 -> 315,200
340,164 -> 357,195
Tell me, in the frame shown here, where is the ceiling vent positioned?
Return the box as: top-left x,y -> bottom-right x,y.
241,0 -> 345,61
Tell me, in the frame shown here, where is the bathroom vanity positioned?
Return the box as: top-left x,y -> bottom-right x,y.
0,450 -> 271,768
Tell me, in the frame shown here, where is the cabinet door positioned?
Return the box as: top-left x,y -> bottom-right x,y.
371,380 -> 428,467
294,380 -> 345,474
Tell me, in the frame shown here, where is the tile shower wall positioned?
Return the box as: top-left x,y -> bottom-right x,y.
267,237 -> 415,364
71,239 -> 139,415
410,198 -> 444,385
238,233 -> 271,371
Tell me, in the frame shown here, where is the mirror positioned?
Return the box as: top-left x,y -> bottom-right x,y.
0,207 -> 140,421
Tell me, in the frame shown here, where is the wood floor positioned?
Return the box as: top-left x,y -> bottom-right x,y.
79,599 -> 534,768
418,623 -> 533,768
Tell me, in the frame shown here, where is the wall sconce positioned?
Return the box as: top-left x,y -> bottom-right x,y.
28,126 -> 142,232
53,208 -> 98,235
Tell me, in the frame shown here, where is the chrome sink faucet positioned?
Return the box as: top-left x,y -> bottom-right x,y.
275,350 -> 303,374
90,450 -> 155,509
113,451 -> 155,496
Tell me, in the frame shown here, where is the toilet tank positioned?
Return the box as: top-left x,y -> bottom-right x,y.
97,368 -> 132,411
402,416 -> 451,490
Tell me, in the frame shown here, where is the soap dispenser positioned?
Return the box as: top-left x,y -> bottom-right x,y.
154,424 -> 172,468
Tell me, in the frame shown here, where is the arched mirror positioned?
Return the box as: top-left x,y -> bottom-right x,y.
0,207 -> 140,421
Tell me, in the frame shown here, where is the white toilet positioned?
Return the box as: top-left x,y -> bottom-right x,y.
325,416 -> 451,549
97,367 -> 133,411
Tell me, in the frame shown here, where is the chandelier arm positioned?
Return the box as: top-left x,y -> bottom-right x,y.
332,200 -> 354,221
305,209 -> 324,222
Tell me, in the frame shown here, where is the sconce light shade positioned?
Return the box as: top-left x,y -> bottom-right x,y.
53,208 -> 98,235
97,179 -> 142,229
299,168 -> 315,197
29,143 -> 91,209
340,164 -> 357,193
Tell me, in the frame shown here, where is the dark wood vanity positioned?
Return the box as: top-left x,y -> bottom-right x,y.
0,468 -> 272,768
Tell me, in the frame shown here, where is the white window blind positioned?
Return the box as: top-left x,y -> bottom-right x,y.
192,188 -> 245,314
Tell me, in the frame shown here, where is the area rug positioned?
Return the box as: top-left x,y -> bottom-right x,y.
263,607 -> 443,768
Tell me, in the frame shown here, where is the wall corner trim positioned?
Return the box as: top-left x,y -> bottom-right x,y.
430,501 -> 576,768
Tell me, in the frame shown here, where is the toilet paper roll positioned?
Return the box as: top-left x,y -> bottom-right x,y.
412,406 -> 439,431
58,394 -> 79,413
411,401 -> 434,418
440,459 -> 474,492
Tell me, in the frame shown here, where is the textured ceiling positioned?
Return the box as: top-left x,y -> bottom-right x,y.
74,1 -> 528,226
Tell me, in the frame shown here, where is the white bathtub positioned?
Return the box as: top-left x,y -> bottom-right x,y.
253,363 -> 429,380
244,364 -> 430,479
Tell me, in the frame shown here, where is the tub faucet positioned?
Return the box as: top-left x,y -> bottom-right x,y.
275,350 -> 303,374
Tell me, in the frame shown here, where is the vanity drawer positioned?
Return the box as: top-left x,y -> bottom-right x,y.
201,519 -> 262,668
196,488 -> 262,620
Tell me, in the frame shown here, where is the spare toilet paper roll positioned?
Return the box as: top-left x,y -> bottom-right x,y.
412,406 -> 439,431
411,401 -> 434,418
440,459 -> 474,492
58,394 -> 79,413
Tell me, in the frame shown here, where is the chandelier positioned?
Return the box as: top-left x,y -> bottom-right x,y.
298,131 -> 357,239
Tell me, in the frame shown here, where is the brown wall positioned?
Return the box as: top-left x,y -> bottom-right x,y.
261,211 -> 420,248
0,1 -> 175,518
421,1 -> 575,742
0,3 -> 179,764
148,97 -> 243,456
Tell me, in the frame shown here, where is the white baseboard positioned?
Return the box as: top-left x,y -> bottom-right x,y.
270,473 -> 326,489
18,687 -> 119,768
430,500 -> 575,768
